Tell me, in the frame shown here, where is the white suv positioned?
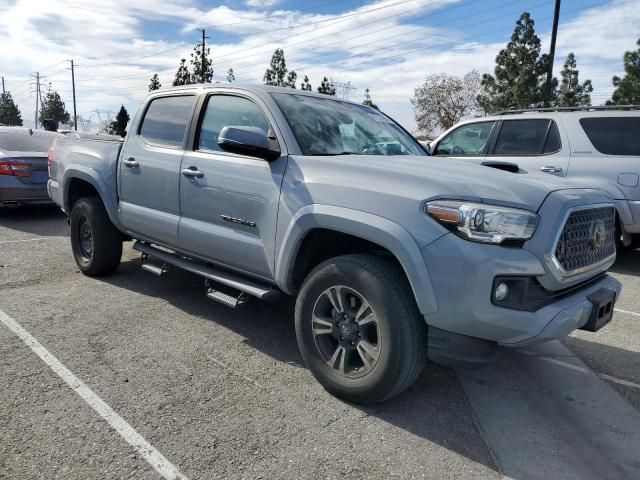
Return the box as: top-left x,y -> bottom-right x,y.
427,107 -> 640,248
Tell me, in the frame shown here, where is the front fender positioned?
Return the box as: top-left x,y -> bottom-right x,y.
275,204 -> 439,315
62,165 -> 121,229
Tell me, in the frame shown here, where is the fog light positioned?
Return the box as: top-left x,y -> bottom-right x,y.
494,282 -> 509,301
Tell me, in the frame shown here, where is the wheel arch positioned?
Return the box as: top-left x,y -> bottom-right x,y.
275,204 -> 438,315
63,167 -> 121,229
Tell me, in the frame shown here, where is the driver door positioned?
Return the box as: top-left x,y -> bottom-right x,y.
431,121 -> 497,164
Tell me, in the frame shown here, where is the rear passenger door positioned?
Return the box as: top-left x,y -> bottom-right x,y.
486,118 -> 570,177
177,92 -> 287,280
119,94 -> 196,246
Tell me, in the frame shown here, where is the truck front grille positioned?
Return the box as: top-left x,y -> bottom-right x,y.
554,205 -> 616,274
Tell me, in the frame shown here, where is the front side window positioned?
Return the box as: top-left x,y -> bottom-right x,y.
198,95 -> 270,152
272,93 -> 425,156
580,117 -> 640,156
139,95 -> 195,147
493,119 -> 561,155
434,122 -> 495,156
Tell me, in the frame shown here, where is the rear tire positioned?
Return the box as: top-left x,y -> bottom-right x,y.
295,254 -> 428,405
70,196 -> 122,276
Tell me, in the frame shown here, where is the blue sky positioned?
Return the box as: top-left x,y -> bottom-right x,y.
1,0 -> 638,131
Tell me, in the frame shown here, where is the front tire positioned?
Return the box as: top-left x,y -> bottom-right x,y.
70,197 -> 122,276
295,254 -> 428,404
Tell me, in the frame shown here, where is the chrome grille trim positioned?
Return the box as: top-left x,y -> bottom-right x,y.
551,204 -> 616,278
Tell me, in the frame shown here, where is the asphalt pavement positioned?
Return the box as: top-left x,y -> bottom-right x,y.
1,207 -> 639,480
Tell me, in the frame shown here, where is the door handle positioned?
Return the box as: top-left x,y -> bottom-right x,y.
540,165 -> 562,173
122,157 -> 139,168
181,166 -> 204,178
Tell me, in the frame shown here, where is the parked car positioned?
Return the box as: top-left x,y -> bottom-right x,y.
426,107 -> 640,248
0,127 -> 56,208
48,85 -> 621,404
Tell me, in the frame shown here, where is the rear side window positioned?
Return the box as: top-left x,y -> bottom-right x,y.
139,96 -> 195,147
493,119 -> 561,155
580,117 -> 640,155
198,95 -> 270,152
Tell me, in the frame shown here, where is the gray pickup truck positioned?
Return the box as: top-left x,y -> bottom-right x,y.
49,85 -> 621,404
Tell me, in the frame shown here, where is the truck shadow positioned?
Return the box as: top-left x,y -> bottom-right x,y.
103,255 -> 499,473
0,206 -> 68,237
564,336 -> 640,409
610,248 -> 640,276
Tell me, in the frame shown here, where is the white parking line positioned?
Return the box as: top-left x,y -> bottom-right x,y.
0,308 -> 189,480
0,237 -> 61,244
615,308 -> 640,318
520,350 -> 640,390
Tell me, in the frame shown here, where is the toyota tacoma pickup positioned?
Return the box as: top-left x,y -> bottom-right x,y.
48,85 -> 621,404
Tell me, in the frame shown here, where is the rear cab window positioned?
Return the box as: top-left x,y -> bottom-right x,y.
579,117 -> 640,155
139,95 -> 196,147
492,119 -> 561,156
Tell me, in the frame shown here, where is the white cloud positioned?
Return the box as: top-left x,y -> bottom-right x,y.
0,0 -> 638,131
245,0 -> 280,8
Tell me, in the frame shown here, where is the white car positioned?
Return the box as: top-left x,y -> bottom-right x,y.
427,107 -> 640,248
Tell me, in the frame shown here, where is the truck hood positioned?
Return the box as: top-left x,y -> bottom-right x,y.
303,154 -> 596,212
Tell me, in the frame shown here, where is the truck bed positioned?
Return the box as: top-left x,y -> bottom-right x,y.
48,132 -> 124,215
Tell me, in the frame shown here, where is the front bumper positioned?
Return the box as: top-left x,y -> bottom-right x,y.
421,232 -> 622,346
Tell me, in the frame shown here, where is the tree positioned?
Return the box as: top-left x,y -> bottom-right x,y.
286,70 -> 297,88
412,70 -> 482,137
301,75 -> 312,91
226,68 -> 235,83
477,12 -> 556,112
263,48 -> 289,87
557,53 -> 592,107
148,73 -> 161,91
172,58 -> 192,86
0,92 -> 23,126
190,41 -> 213,84
38,90 -> 70,129
317,77 -> 336,95
108,105 -> 130,137
362,88 -> 379,110
608,38 -> 640,105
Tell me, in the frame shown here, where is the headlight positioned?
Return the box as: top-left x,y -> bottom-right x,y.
425,200 -> 538,244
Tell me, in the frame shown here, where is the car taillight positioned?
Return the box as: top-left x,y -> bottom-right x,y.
48,147 -> 54,177
0,160 -> 30,177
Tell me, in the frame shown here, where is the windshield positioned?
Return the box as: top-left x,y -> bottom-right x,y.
272,93 -> 425,156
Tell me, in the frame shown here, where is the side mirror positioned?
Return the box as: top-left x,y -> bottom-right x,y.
419,140 -> 432,155
218,126 -> 281,161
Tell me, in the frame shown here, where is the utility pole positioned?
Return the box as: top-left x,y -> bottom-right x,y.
201,29 -> 205,83
35,72 -> 39,129
547,0 -> 561,88
196,28 -> 209,83
69,59 -> 77,131
1,76 -> 4,94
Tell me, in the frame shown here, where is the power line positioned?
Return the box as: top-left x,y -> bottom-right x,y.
228,0 -> 548,78
76,0 -> 430,69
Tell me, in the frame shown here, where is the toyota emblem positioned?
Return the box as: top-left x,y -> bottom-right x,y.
591,220 -> 607,249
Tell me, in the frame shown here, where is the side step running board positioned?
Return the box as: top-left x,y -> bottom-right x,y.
205,280 -> 250,309
133,241 -> 279,302
140,253 -> 167,276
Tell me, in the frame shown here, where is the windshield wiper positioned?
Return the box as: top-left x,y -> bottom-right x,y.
324,151 -> 356,156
